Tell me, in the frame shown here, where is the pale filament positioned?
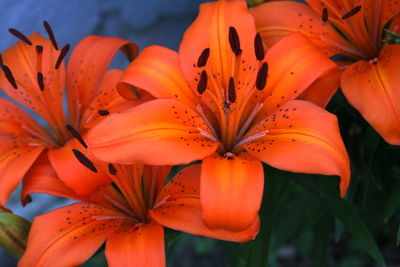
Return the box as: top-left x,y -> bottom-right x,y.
234,130 -> 268,150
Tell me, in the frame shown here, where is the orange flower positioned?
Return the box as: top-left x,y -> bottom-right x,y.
19,157 -> 258,267
0,23 -> 147,207
251,0 -> 400,144
87,0 -> 350,232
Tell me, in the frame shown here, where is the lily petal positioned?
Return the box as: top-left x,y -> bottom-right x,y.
200,153 -> 264,232
117,45 -> 197,110
21,153 -> 83,206
48,138 -> 111,196
251,1 -> 350,57
298,64 -> 345,107
80,69 -> 151,130
243,100 -> 350,196
66,35 -> 138,126
261,33 -> 336,115
19,203 -> 124,267
0,33 -> 66,124
0,137 -> 43,207
341,44 -> 400,145
179,0 -> 257,91
0,98 -> 53,143
105,222 -> 165,267
151,164 -> 260,242
87,99 -> 219,165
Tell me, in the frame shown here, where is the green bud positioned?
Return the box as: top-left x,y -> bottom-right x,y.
383,29 -> 400,44
0,209 -> 31,259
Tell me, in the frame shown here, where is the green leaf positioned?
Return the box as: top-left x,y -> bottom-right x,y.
383,179 -> 400,223
397,225 -> 400,247
294,175 -> 387,267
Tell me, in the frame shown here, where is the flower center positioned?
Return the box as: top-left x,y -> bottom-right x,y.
194,27 -> 269,154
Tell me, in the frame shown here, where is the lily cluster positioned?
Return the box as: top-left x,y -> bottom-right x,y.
0,0 -> 398,266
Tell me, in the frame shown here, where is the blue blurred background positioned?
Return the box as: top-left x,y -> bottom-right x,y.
1,0 -> 207,265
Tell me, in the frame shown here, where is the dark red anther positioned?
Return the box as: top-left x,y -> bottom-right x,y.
98,109 -> 110,116
197,48 -> 210,67
197,70 -> 208,95
322,8 -> 328,22
43,21 -> 59,50
256,62 -> 268,90
228,77 -> 236,103
108,163 -> 117,175
0,54 -> 3,66
8,28 -> 32,46
254,33 -> 264,61
72,149 -> 97,173
66,124 -> 88,148
55,44 -> 70,69
35,45 -> 43,54
342,5 -> 361,19
37,72 -> 44,91
1,65 -> 18,89
229,27 -> 242,56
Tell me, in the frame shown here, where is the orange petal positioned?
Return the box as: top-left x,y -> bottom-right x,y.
151,164 -> 260,242
19,203 -> 124,267
179,0 -> 258,91
243,100 -> 350,196
341,45 -> 400,145
66,35 -> 138,126
0,137 -> 44,207
298,64 -> 345,107
0,33 -> 66,125
251,1 -> 351,57
80,69 -> 152,130
21,153 -> 83,206
48,138 -> 111,196
0,98 -> 53,143
87,99 -> 219,165
117,45 -> 197,110
200,153 -> 264,232
260,33 -> 336,115
381,0 -> 400,30
105,221 -> 165,267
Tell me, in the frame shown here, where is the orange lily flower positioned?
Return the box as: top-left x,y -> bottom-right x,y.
87,0 -> 350,232
19,156 -> 259,267
251,0 -> 400,144
0,23 -> 144,207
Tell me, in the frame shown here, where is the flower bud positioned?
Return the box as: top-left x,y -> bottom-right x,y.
0,209 -> 31,258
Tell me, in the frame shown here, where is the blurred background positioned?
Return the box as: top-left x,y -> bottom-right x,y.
1,0 -> 399,266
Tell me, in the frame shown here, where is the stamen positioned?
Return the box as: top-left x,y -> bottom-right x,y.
197,70 -> 208,94
197,127 -> 218,142
72,149 -> 97,173
55,44 -> 70,69
322,8 -> 328,22
37,72 -> 44,91
342,6 -> 362,20
256,62 -> 268,90
8,28 -> 32,46
234,130 -> 268,149
66,124 -> 88,148
197,48 -> 210,67
196,104 -> 218,139
229,26 -> 242,55
43,21 -> 59,50
1,65 -> 18,89
35,45 -> 43,71
228,77 -> 236,103
98,109 -> 110,116
0,54 -> 3,66
254,33 -> 264,61
235,103 -> 263,142
35,45 -> 43,53
108,163 -> 117,175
